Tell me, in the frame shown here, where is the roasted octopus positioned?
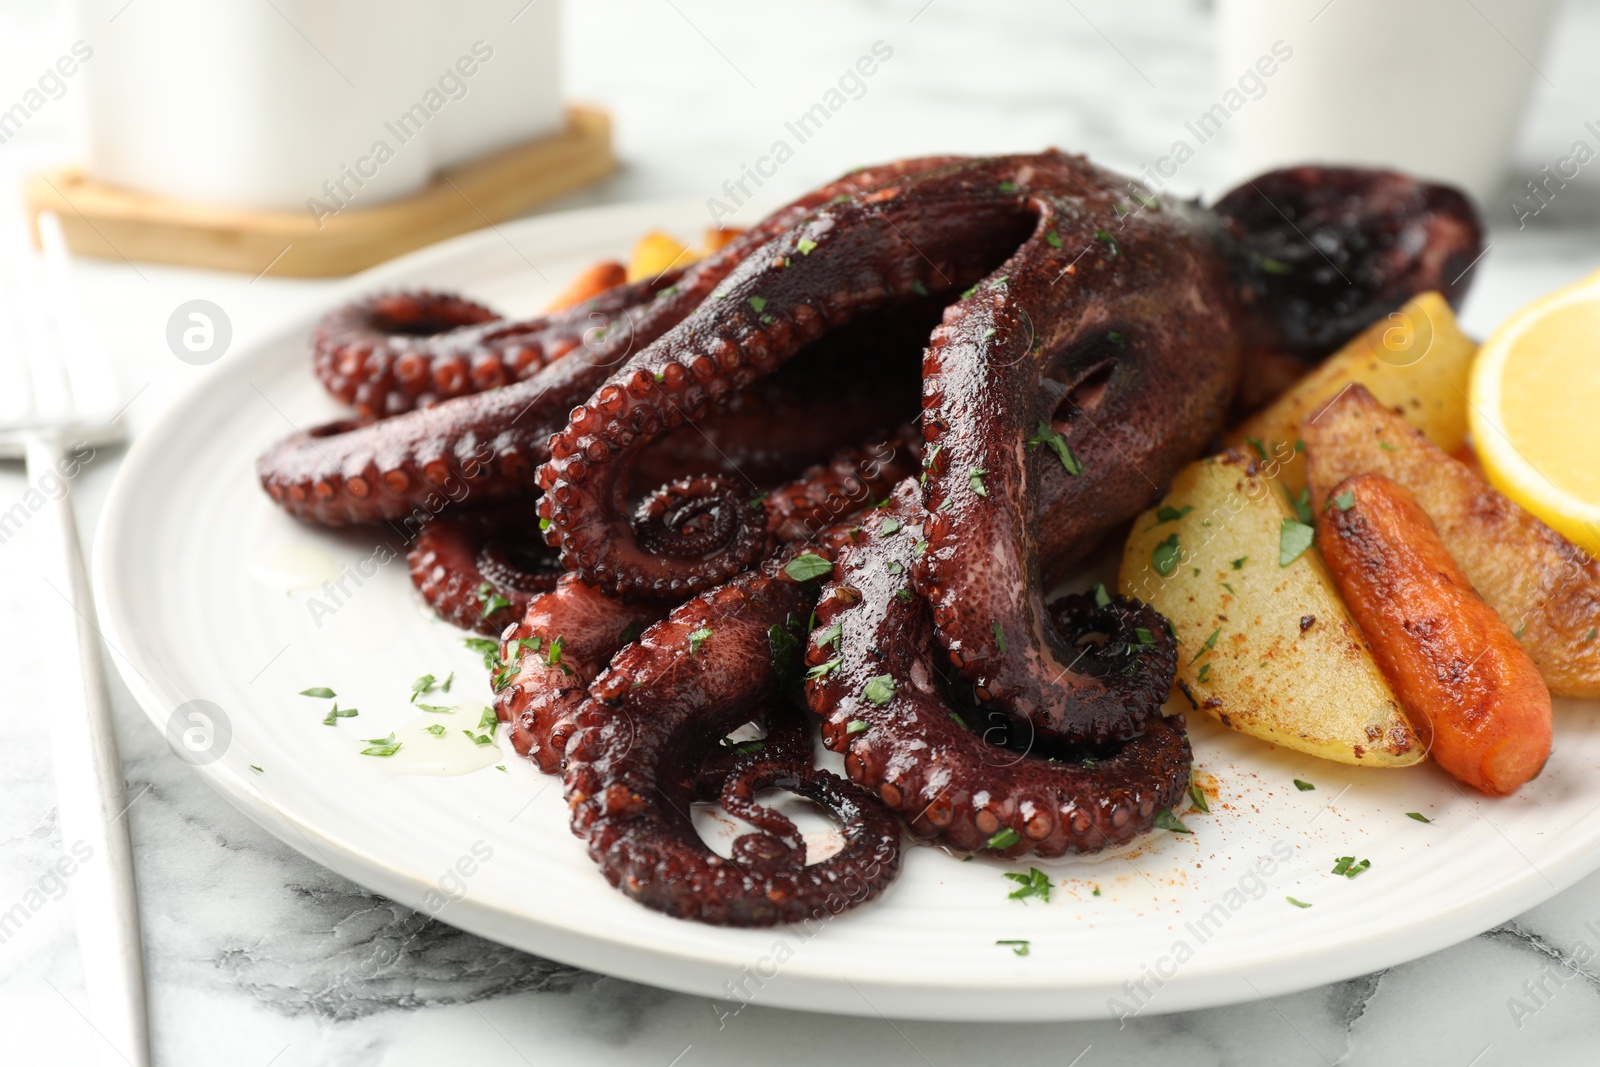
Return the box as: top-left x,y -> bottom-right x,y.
257,152 -> 1482,925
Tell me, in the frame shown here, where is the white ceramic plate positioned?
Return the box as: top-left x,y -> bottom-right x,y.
95,200 -> 1600,1021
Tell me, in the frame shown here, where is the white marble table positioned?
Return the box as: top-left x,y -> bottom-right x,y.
5,1 -> 1600,1063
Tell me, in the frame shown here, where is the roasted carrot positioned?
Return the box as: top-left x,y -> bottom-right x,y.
544,260 -> 627,312
1318,473 -> 1552,795
701,226 -> 745,254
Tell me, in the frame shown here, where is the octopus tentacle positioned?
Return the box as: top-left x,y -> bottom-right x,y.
539,172 -> 1039,601
313,276 -> 679,419
806,485 -> 1191,858
564,560 -> 902,925
493,572 -> 667,772
915,159 -> 1239,745
406,508 -> 562,635
261,159 -> 956,529
764,426 -> 922,543
1214,166 -> 1484,358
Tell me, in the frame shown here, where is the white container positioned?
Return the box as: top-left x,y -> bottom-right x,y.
1216,0 -> 1558,205
77,0 -> 562,213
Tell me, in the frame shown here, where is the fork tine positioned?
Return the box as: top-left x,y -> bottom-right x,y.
38,211 -> 121,422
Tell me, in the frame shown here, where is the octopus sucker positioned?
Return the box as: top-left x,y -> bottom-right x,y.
563,560 -> 902,926
254,149 -> 1484,924
405,508 -> 564,636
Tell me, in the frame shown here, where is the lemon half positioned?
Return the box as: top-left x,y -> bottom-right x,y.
1470,268 -> 1600,557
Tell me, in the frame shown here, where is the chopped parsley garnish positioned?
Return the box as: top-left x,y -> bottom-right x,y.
992,621 -> 1008,652
1155,807 -> 1191,834
1407,812 -> 1431,823
1257,256 -> 1291,275
1092,886 -> 1102,896
1027,420 -> 1083,475
299,687 -> 335,699
1004,867 -> 1052,902
1222,582 -> 1237,595
880,517 -> 901,536
463,729 -> 495,746
416,704 -> 453,714
1045,229 -> 1063,248
1586,628 -> 1597,642
1094,230 -> 1120,255
476,707 -> 498,731
1151,533 -> 1181,577
410,675 -> 438,703
896,588 -> 913,602
846,720 -> 869,735
1245,437 -> 1269,461
1189,626 -> 1221,664
360,733 -> 402,757
1287,487 -> 1314,525
1134,192 -> 1160,210
1135,627 -> 1156,648
819,623 -> 843,648
321,704 -> 358,726
863,675 -> 896,705
885,560 -> 904,576
1092,582 -> 1112,607
1106,331 -> 1125,345
464,637 -> 503,671
968,467 -> 989,498
914,539 -> 928,558
796,238 -> 818,255
1189,771 -> 1210,813
425,724 -> 446,737
1293,779 -> 1315,791
1196,662 -> 1211,683
1378,441 -> 1398,452
996,939 -> 1031,956
1331,856 -> 1371,878
910,279 -> 929,297
476,583 -> 511,618
1286,896 -> 1312,909
1231,556 -> 1248,570
987,827 -> 1021,850
1279,518 -> 1315,567
249,765 -> 263,774
688,627 -> 713,655
785,553 -> 832,582
748,296 -> 767,313
1333,489 -> 1356,511
538,516 -> 552,532
545,636 -> 565,669
808,657 -> 843,680
998,180 -> 1017,192
1150,504 -> 1193,528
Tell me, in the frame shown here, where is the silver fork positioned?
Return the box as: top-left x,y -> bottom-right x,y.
1,209 -> 149,1067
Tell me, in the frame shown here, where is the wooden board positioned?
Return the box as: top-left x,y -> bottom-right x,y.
25,104 -> 614,278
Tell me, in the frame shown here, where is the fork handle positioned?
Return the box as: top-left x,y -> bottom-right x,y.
27,437 -> 151,1067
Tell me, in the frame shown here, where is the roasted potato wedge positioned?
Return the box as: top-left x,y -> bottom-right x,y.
1227,292 -> 1475,495
1120,452 -> 1423,766
626,230 -> 694,281
1304,385 -> 1600,697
